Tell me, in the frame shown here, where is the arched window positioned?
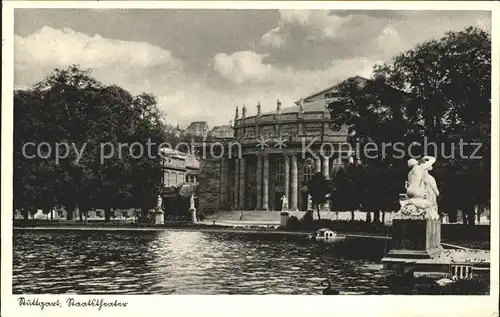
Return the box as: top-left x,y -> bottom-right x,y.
303,159 -> 314,183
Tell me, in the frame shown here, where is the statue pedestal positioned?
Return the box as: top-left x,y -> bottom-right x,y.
382,218 -> 443,276
154,210 -> 164,225
386,219 -> 442,259
280,212 -> 289,227
190,208 -> 197,223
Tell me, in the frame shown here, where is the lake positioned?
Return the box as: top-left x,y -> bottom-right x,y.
11,229 -> 455,294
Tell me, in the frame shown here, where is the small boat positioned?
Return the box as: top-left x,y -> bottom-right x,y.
309,228 -> 345,242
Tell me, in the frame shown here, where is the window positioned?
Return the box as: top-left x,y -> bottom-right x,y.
164,171 -> 171,187
304,160 -> 314,183
247,163 -> 256,185
276,158 -> 285,184
173,173 -> 178,186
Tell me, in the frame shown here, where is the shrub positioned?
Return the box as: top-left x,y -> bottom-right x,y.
286,216 -> 300,230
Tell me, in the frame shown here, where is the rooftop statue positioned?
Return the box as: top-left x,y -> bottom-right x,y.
299,98 -> 304,113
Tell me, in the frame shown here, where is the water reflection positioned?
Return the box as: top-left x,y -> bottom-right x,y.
13,230 -> 398,294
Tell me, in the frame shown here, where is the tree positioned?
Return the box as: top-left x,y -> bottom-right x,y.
13,65 -> 169,223
307,172 -> 330,220
327,76 -> 407,222
327,26 -> 490,225
373,26 -> 491,226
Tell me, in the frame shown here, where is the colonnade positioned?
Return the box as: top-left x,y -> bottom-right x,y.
232,153 -> 332,211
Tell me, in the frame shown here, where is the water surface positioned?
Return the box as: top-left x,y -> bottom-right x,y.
13,230 -> 405,294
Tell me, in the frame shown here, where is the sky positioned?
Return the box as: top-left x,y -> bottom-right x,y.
14,9 -> 491,127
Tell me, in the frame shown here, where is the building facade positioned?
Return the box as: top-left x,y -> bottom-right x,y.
161,148 -> 200,218
185,121 -> 210,138
161,148 -> 200,187
210,125 -> 234,140
196,79 -> 373,214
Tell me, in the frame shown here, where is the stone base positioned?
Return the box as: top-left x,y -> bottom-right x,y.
390,218 -> 442,257
382,219 -> 443,274
280,212 -> 289,227
154,210 -> 164,225
190,208 -> 197,223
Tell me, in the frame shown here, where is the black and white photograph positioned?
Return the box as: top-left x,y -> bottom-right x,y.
1,1 -> 499,317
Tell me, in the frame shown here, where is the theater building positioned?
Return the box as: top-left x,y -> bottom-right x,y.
196,78 -> 376,214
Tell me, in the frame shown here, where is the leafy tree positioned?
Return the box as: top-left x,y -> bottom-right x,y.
328,26 -> 491,225
307,172 -> 330,220
374,26 -> 490,226
13,65 -> 169,223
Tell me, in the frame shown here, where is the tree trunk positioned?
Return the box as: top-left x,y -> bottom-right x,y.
350,210 -> 355,221
476,205 -> 483,224
66,205 -> 74,220
316,204 -> 321,220
466,205 -> 475,227
381,211 -> 385,224
104,207 -> 112,222
373,210 -> 381,223
30,207 -> 37,219
42,207 -> 51,220
448,209 -> 457,223
365,211 -> 372,222
50,209 -> 54,220
22,209 -> 29,220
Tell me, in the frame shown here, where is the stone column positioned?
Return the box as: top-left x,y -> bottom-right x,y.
256,155 -> 263,210
262,154 -> 269,210
322,155 -> 329,179
239,156 -> 246,209
322,155 -> 330,212
290,154 -> 298,211
315,155 -> 321,173
233,158 -> 240,209
284,154 -> 290,200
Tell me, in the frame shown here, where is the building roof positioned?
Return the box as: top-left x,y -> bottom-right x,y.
185,155 -> 200,169
295,75 -> 369,105
211,125 -> 233,132
261,98 -> 328,116
186,121 -> 209,131
161,147 -> 200,169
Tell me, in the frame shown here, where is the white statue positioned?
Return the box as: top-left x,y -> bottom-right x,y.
190,194 -> 197,210
280,195 -> 288,211
299,98 -> 304,113
156,195 -> 163,211
398,156 -> 440,220
307,194 -> 313,211
423,164 -> 440,219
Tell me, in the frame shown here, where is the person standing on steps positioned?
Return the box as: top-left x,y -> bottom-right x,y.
239,211 -> 243,221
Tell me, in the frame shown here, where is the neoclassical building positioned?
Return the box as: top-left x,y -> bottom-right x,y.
196,78 -> 375,214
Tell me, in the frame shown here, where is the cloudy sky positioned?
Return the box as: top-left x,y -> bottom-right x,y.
14,9 -> 491,127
